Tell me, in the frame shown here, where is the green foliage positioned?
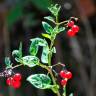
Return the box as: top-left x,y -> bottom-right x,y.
44,16 -> 55,23
29,38 -> 47,56
42,33 -> 51,40
51,85 -> 59,93
41,45 -> 49,63
27,74 -> 51,89
29,38 -> 49,63
12,43 -> 22,62
52,47 -> 56,53
5,57 -> 12,69
58,27 -> 65,33
5,3 -> 75,96
69,93 -> 73,96
42,22 -> 53,34
48,4 -> 61,17
22,56 -> 39,67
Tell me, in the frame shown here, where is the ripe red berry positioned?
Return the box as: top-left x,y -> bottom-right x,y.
72,25 -> 79,32
67,21 -> 74,27
64,71 -> 72,79
13,73 -> 22,81
12,81 -> 21,89
59,70 -> 66,78
6,77 -> 14,86
61,79 -> 67,86
67,29 -> 76,37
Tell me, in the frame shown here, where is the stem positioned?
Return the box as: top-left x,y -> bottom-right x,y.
12,64 -> 23,69
63,86 -> 66,96
39,63 -> 61,96
48,39 -> 54,66
47,14 -> 62,96
52,63 -> 65,68
56,21 -> 68,25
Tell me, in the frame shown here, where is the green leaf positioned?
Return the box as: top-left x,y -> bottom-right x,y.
5,57 -> 12,69
29,38 -> 49,64
52,26 -> 65,34
29,38 -> 47,56
22,56 -> 39,67
51,85 -> 59,93
69,93 -> 73,96
12,43 -> 22,62
58,27 -> 65,33
27,74 -> 51,89
42,22 -> 53,34
41,45 -> 49,63
48,4 -> 61,16
52,47 -> 56,53
19,42 -> 22,58
44,16 -> 55,23
42,33 -> 51,40
12,50 -> 21,62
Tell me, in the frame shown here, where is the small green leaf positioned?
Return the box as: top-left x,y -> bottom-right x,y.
12,50 -> 21,62
42,33 -> 51,40
41,45 -> 49,63
27,74 -> 51,89
69,93 -> 73,96
58,27 -> 65,33
52,47 -> 56,53
48,4 -> 61,16
42,22 -> 53,34
51,85 -> 59,93
5,57 -> 12,69
22,56 -> 39,67
12,43 -> 22,62
19,42 -> 22,58
44,16 -> 55,23
52,26 -> 65,34
29,38 -> 47,56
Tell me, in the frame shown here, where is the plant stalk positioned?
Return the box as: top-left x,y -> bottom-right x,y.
63,86 -> 66,96
39,63 -> 61,96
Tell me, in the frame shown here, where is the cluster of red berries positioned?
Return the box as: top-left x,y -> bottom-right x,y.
6,73 -> 22,89
67,20 -> 79,37
59,70 -> 72,86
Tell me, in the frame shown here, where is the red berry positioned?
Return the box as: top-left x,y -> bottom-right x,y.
67,29 -> 76,37
59,70 -> 66,78
64,71 -> 72,79
12,81 -> 21,89
67,21 -> 74,27
61,79 -> 67,86
6,77 -> 14,86
13,73 -> 22,81
72,25 -> 79,32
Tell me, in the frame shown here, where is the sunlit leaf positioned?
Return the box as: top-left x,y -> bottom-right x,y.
5,57 -> 12,69
48,4 -> 61,16
69,93 -> 73,96
52,47 -> 56,53
29,38 -> 47,56
42,22 -> 53,34
41,45 -> 49,63
27,74 -> 51,89
44,16 -> 55,23
42,33 -> 51,40
22,56 -> 39,67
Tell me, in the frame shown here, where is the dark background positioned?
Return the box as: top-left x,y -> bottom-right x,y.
0,0 -> 96,96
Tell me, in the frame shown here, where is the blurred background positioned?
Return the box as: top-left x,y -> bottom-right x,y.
0,0 -> 96,96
